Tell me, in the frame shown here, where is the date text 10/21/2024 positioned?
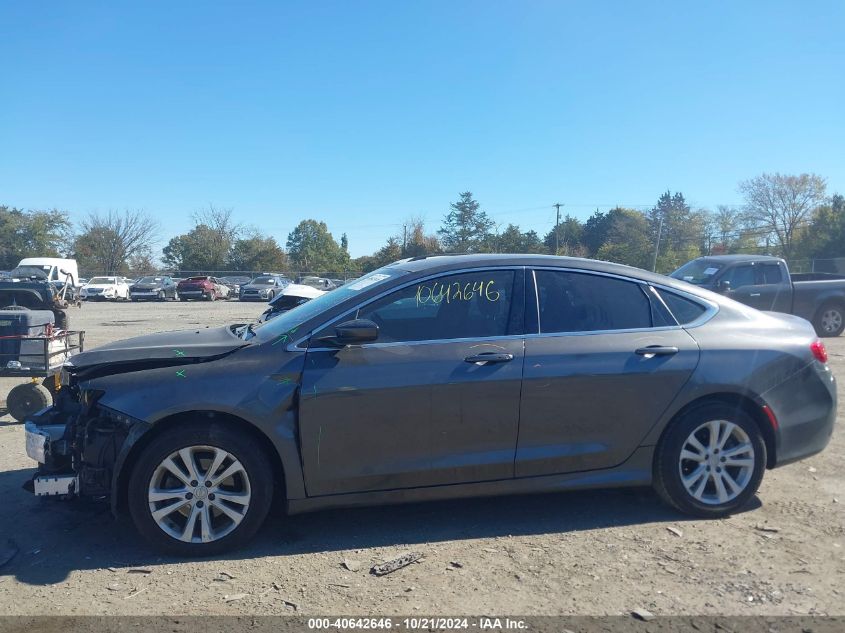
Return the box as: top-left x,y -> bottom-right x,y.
415,280 -> 501,307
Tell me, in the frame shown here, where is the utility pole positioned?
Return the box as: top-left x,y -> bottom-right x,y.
554,203 -> 563,255
651,217 -> 663,272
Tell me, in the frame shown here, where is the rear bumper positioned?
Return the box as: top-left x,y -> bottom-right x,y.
765,361 -> 837,467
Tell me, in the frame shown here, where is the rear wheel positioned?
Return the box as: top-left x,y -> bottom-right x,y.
813,302 -> 845,338
127,422 -> 273,556
654,403 -> 766,518
6,383 -> 52,422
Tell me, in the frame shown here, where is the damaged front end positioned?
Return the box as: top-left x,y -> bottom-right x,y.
23,368 -> 142,501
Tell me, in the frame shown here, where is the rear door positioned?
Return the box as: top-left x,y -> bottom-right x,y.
750,262 -> 792,312
516,269 -> 700,476
299,267 -> 526,496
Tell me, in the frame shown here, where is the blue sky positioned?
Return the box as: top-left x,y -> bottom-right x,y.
1,1 -> 843,257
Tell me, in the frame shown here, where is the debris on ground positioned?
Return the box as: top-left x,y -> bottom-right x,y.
448,561 -> 464,569
342,559 -> 362,572
666,526 -> 683,538
371,552 -> 423,576
224,593 -> 249,603
280,597 -> 299,611
754,525 -> 781,533
632,608 -> 655,621
127,567 -> 152,574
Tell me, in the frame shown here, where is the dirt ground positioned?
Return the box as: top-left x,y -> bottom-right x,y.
0,299 -> 842,616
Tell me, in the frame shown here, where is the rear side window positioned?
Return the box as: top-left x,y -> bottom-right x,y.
760,264 -> 783,284
656,289 -> 707,325
533,270 -> 652,333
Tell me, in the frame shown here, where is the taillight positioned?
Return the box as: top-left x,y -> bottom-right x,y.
810,340 -> 828,364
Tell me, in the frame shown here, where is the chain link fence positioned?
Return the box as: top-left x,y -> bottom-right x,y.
787,258 -> 845,274
81,271 -> 362,282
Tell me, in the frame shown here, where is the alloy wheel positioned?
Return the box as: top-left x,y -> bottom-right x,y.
678,420 -> 755,505
147,445 -> 252,543
821,308 -> 843,334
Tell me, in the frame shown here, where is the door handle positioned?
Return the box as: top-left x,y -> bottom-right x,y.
464,352 -> 514,364
634,346 -> 679,357
750,293 -> 761,297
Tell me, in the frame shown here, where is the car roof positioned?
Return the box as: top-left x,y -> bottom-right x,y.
389,253 -> 679,284
691,254 -> 782,262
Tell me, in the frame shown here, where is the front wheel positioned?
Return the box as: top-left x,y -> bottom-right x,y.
653,403 -> 766,518
127,422 -> 274,556
813,302 -> 845,338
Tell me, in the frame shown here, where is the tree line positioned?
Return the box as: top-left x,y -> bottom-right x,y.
1,172 -> 842,277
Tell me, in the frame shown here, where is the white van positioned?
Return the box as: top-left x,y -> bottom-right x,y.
13,258 -> 80,287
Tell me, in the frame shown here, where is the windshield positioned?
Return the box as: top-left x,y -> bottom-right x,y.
138,276 -> 163,283
246,267 -> 407,341
11,265 -> 50,279
670,260 -> 724,285
250,276 -> 276,285
88,277 -> 116,284
300,276 -> 328,289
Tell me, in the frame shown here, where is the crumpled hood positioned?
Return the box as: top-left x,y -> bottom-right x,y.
68,326 -> 249,370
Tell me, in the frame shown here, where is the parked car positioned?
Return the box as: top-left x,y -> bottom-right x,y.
22,254 -> 836,556
239,274 -> 290,301
672,255 -> 845,337
0,271 -> 10,280
258,282 -> 325,322
176,276 -> 228,301
218,276 -> 251,299
298,276 -> 336,291
129,276 -> 179,301
80,276 -> 131,301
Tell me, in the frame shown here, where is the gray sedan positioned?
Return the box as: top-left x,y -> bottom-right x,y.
23,255 -> 837,556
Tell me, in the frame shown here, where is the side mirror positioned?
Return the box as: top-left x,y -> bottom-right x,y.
335,319 -> 379,345
719,280 -> 731,292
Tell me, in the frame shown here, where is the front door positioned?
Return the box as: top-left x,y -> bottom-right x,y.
516,269 -> 700,476
299,268 -> 525,496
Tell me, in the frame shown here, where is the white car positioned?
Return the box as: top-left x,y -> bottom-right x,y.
80,276 -> 131,301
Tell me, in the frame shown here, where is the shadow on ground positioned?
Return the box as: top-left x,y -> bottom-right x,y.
0,466 -> 760,586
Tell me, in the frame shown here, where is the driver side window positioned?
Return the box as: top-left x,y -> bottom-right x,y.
351,270 -> 517,344
724,265 -> 755,289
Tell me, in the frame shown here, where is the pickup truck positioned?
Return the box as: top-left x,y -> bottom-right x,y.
671,254 -> 845,337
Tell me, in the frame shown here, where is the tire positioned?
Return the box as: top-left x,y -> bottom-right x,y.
6,383 -> 53,423
267,290 -> 275,301
127,421 -> 273,556
813,302 -> 845,338
40,376 -> 60,401
653,403 -> 766,518
55,310 -> 69,330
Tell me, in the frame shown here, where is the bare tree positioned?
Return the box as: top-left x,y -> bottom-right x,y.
739,173 -> 827,261
75,210 -> 160,274
190,204 -> 241,267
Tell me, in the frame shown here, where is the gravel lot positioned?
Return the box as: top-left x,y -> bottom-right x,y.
0,299 -> 842,616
